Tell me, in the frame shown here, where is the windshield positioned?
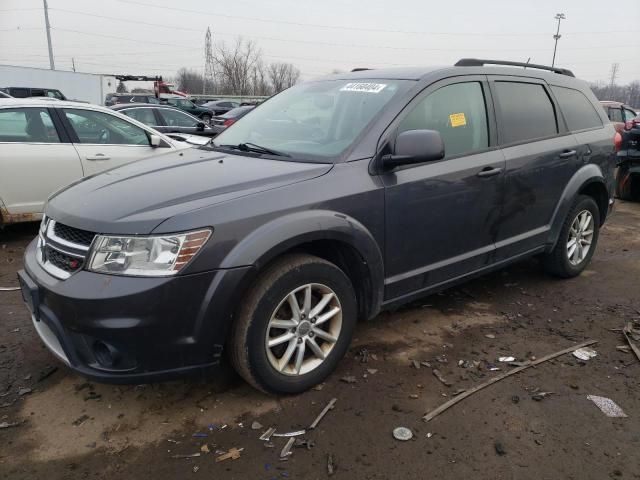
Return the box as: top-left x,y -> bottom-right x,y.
211,79 -> 410,161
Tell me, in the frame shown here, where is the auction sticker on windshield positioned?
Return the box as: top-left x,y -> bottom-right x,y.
340,83 -> 387,93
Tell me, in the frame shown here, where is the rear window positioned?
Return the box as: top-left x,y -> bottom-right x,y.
551,86 -> 602,131
494,81 -> 558,144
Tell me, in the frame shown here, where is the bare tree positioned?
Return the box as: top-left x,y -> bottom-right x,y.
250,60 -> 270,96
175,68 -> 204,94
214,38 -> 261,95
267,62 -> 301,94
116,81 -> 128,93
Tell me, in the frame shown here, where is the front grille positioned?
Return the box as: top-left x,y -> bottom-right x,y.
44,246 -> 84,273
53,222 -> 95,247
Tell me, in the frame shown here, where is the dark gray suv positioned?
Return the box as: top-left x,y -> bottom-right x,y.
19,59 -> 616,394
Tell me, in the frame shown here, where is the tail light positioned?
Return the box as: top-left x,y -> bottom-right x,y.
614,132 -> 622,152
223,118 -> 236,127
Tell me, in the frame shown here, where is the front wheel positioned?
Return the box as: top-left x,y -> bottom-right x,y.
542,195 -> 600,278
229,254 -> 357,394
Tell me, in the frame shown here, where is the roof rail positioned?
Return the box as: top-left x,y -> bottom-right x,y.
454,58 -> 575,77
351,68 -> 371,72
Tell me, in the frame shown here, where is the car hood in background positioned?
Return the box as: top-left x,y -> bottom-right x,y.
46,148 -> 332,234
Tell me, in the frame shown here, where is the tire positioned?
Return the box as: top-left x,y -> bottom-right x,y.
542,195 -> 600,278
229,254 -> 357,394
615,163 -> 633,200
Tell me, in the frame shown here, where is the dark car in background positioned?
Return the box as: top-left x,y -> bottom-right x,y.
105,93 -> 161,106
210,105 -> 255,131
1,86 -> 67,100
19,59 -> 617,394
111,103 -> 218,137
615,114 -> 640,201
201,100 -> 239,115
165,98 -> 215,123
193,97 -> 219,105
600,101 -> 637,134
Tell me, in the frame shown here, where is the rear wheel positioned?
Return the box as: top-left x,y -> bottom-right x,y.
542,195 -> 600,278
230,254 -> 357,394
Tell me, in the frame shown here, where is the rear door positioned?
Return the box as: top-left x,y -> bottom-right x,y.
155,107 -> 201,134
490,77 -> 579,259
58,107 -> 164,176
0,107 -> 82,218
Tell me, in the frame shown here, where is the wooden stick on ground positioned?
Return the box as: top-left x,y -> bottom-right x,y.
422,339 -> 598,422
623,323 -> 640,362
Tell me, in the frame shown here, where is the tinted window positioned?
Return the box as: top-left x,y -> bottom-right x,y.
494,82 -> 558,144
551,86 -> 602,131
158,108 -> 198,127
0,108 -> 60,143
609,107 -> 623,122
63,109 -> 150,145
623,108 -> 637,122
9,88 -> 30,98
398,82 -> 489,157
122,108 -> 158,126
30,89 -> 45,97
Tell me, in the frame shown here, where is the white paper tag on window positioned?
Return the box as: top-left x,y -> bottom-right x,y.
340,83 -> 387,94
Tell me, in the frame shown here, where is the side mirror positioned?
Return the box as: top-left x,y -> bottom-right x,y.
382,129 -> 445,170
149,134 -> 169,148
196,122 -> 205,132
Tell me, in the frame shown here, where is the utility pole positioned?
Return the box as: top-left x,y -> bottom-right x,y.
72,57 -> 76,72
608,63 -> 619,100
551,13 -> 565,68
204,27 -> 215,94
42,0 -> 55,70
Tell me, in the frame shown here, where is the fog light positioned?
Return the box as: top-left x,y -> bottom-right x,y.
93,341 -> 121,368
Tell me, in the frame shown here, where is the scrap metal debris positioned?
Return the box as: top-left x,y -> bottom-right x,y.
17,387 -> 32,396
340,375 -> 356,384
308,398 -> 337,430
432,369 -> 452,387
72,414 -> 90,426
259,427 -> 276,441
498,356 -> 516,363
272,430 -> 306,438
200,444 -> 210,453
572,347 -> 597,361
251,421 -> 263,430
622,323 -> 640,362
215,448 -> 243,462
172,453 -> 201,459
587,395 -> 627,418
392,427 -> 413,441
423,340 -> 597,422
294,438 -> 315,450
279,437 -> 295,459
0,286 -> 20,291
531,392 -> 554,401
0,421 -> 21,429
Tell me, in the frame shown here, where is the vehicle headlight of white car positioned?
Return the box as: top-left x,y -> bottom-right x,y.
87,229 -> 211,276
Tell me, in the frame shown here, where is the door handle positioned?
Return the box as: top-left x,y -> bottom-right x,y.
85,154 -> 110,161
476,167 -> 503,178
559,150 -> 577,159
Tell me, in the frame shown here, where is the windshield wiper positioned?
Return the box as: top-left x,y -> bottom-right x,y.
217,142 -> 291,157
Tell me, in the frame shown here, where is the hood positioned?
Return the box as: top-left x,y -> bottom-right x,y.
47,148 -> 332,234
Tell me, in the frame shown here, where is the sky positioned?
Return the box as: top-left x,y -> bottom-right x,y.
1,0 -> 639,86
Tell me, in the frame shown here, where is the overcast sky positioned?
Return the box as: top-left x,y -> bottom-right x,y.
1,0 -> 639,86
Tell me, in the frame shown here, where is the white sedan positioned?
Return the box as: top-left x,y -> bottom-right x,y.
0,99 -> 192,225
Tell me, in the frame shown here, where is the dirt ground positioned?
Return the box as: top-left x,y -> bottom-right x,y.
1,203 -> 639,480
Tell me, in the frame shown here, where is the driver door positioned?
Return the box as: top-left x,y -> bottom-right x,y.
58,108 -> 160,176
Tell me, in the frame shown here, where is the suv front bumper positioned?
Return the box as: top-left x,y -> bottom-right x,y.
19,239 -> 252,383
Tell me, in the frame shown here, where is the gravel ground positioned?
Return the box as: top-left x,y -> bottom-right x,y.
1,202 -> 639,480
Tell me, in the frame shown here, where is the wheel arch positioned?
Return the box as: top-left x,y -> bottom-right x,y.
219,210 -> 384,321
547,164 -> 610,250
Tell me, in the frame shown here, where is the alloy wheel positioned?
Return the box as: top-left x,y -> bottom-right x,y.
567,209 -> 594,266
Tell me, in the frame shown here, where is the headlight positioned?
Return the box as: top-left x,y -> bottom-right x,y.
87,229 -> 211,277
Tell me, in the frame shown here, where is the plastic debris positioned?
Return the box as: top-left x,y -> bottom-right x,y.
340,375 -> 356,384
327,453 -> 336,476
531,392 -> 554,401
432,369 -> 452,387
0,421 -> 21,429
366,368 -> 378,375
308,398 -> 337,429
272,430 -> 306,438
280,437 -> 295,458
17,387 -> 32,396
485,334 -> 496,339
192,466 -> 199,473
411,360 -> 421,369
572,347 -> 597,361
392,426 -> 413,441
192,432 -> 208,438
251,421 -> 263,430
294,438 -> 315,450
494,441 -> 507,456
0,286 -> 20,291
200,444 -> 210,453
172,453 -> 201,459
215,448 -> 243,462
587,395 -> 627,418
486,364 -> 501,371
498,356 -> 515,363
426,432 -> 433,438
72,414 -> 90,426
259,427 -> 276,441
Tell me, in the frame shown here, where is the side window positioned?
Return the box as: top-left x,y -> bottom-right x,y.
148,97 -> 160,104
63,109 -> 150,145
551,86 -> 603,131
623,109 -> 637,122
494,82 -> 558,144
122,108 -> 158,126
0,108 -> 60,143
398,82 -> 489,158
30,89 -> 45,97
9,88 -> 30,98
158,109 -> 198,127
47,90 -> 64,99
609,108 -> 623,123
